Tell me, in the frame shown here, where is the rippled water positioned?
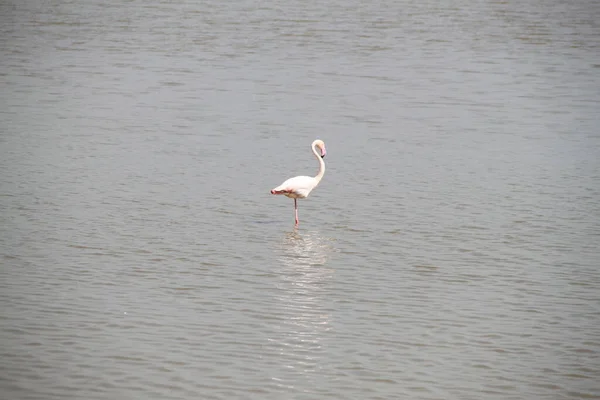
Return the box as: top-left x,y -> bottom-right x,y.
1,0 -> 600,399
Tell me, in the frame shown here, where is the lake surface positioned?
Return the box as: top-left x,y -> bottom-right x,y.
1,0 -> 599,399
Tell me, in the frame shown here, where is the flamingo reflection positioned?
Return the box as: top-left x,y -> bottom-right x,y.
268,230 -> 337,383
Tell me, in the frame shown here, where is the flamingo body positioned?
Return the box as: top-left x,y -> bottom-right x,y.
271,140 -> 326,225
271,176 -> 319,199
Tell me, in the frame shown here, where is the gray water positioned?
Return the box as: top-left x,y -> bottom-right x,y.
1,0 -> 600,399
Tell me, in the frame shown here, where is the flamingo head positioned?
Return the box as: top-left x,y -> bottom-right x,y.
314,139 -> 326,158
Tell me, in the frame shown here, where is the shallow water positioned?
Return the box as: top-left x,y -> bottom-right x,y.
1,0 -> 600,399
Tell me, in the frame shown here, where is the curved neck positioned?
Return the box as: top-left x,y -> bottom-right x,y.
312,142 -> 325,183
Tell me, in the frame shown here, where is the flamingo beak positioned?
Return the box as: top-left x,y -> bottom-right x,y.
321,148 -> 326,158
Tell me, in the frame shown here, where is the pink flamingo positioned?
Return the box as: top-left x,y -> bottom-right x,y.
271,140 -> 327,226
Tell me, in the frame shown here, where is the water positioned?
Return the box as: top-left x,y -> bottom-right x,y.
1,0 -> 600,399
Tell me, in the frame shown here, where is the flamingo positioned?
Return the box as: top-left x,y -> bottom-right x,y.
270,139 -> 327,226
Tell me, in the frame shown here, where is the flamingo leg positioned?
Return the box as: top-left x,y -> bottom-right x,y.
294,198 -> 299,226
